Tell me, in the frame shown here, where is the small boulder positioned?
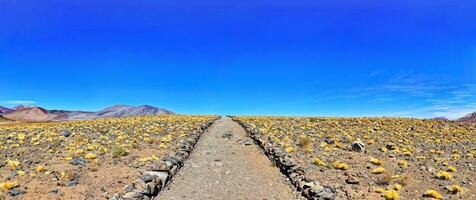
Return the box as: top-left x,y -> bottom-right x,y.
70,158 -> 86,166
325,138 -> 335,145
8,189 -> 26,197
60,130 -> 71,137
386,142 -> 397,150
351,141 -> 365,152
346,175 -> 360,184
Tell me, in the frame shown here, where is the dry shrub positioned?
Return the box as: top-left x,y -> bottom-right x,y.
394,175 -> 412,186
310,117 -> 319,123
113,146 -> 128,158
376,174 -> 392,186
298,135 -> 313,152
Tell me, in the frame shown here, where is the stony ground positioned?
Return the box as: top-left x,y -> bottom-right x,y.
0,115 -> 216,200
159,117 -> 302,200
5,115 -> 474,200
234,116 -> 476,200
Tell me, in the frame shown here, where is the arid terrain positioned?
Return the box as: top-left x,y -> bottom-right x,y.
1,112 -> 476,200
0,115 -> 216,199
233,116 -> 476,200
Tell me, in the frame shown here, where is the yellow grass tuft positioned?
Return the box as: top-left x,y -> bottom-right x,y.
0,181 -> 18,191
447,185 -> 462,194
6,159 -> 20,170
372,167 -> 386,174
383,190 -> 399,200
370,157 -> 383,165
35,165 -> 46,172
436,171 -> 451,180
447,166 -> 457,172
313,157 -> 326,166
85,153 -> 97,159
423,190 -> 443,199
333,162 -> 349,170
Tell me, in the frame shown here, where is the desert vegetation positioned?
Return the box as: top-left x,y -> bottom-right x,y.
234,116 -> 476,199
0,115 -> 216,199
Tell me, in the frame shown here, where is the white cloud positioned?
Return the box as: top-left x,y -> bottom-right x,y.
1,100 -> 36,105
318,73 -> 476,119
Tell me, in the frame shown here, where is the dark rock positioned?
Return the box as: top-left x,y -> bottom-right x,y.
162,156 -> 182,167
317,188 -> 334,200
175,151 -> 189,161
8,189 -> 27,196
179,142 -> 193,152
346,176 -> 359,184
70,158 -> 86,166
222,132 -> 233,139
325,138 -> 334,145
282,156 -> 297,168
141,174 -> 156,183
386,143 -> 397,150
67,177 -> 79,187
48,188 -> 60,194
351,141 -> 365,152
60,130 -> 71,137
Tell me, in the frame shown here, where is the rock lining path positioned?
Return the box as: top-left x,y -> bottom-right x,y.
158,117 -> 302,200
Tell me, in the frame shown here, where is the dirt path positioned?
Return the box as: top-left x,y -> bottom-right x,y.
158,117 -> 302,200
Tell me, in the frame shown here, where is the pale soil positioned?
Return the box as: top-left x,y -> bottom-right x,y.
159,117 -> 302,200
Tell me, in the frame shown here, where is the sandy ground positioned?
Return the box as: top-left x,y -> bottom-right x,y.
158,117 -> 302,200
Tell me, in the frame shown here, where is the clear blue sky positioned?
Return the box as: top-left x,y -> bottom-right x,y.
1,0 -> 475,119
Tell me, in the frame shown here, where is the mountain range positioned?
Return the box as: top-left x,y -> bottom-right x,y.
0,106 -> 14,114
455,112 -> 476,123
0,104 -> 174,122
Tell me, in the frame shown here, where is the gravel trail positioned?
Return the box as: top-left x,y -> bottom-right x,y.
158,117 -> 301,200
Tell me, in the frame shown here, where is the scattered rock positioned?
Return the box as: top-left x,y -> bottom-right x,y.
141,174 -> 156,183
60,130 -> 71,137
70,158 -> 86,166
123,191 -> 144,199
351,141 -> 365,152
124,184 -> 135,193
142,171 -> 169,188
67,178 -> 79,187
386,143 -> 396,150
244,139 -> 253,146
317,188 -> 334,199
346,176 -> 360,184
282,156 -> 297,168
162,156 -> 182,167
325,138 -> 334,145
48,188 -> 60,194
222,132 -> 233,139
8,189 -> 27,197
108,193 -> 120,200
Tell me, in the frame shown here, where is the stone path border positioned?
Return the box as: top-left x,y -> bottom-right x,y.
232,118 -> 336,200
116,118 -> 218,200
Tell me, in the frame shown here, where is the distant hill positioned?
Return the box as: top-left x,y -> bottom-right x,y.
1,104 -> 174,122
456,112 -> 476,123
0,106 -> 14,114
2,107 -> 54,122
0,115 -> 13,122
96,105 -> 174,118
430,117 -> 450,122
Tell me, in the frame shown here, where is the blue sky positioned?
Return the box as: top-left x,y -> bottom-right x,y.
0,0 -> 475,119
